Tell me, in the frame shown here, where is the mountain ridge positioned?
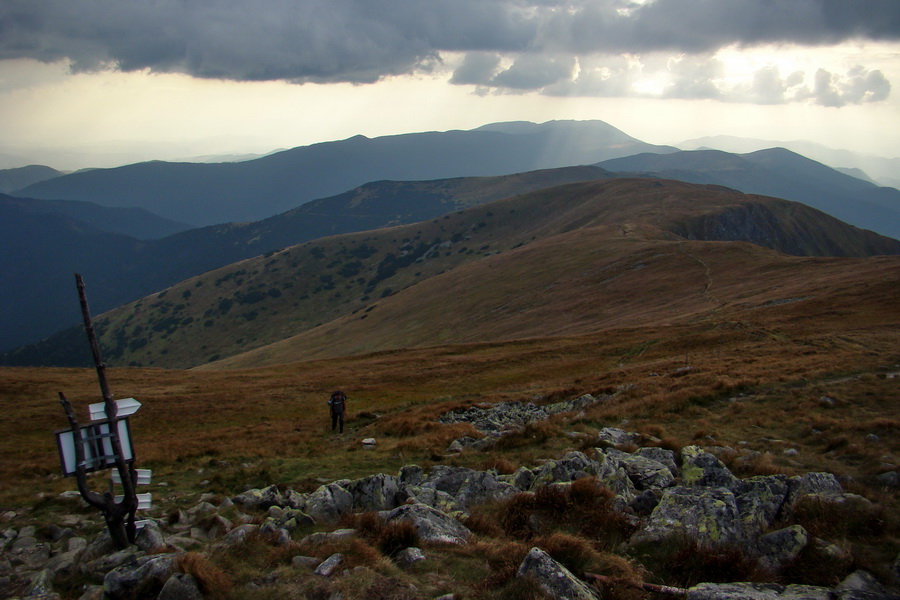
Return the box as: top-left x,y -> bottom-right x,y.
7,177 -> 897,370
15,120 -> 677,226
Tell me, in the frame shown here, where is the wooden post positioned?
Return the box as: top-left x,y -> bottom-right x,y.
63,273 -> 139,548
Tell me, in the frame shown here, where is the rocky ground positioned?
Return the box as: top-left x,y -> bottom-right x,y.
2,396 -> 899,599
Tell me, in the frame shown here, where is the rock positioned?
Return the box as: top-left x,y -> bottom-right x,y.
303,481 -> 354,522
135,520 -> 167,552
506,466 -> 535,491
630,489 -> 662,516
345,473 -> 402,512
314,553 -> 344,577
681,445 -> 738,489
44,547 -> 81,583
635,447 -> 678,474
784,473 -> 843,509
230,484 -> 285,511
756,525 -> 808,572
103,553 -> 177,600
835,570 -> 892,599
23,568 -> 55,597
630,486 -> 745,548
452,470 -> 519,511
516,546 -> 599,600
597,427 -> 640,447
875,471 -> 898,489
603,448 -> 675,490
300,528 -> 357,546
361,438 -> 377,445
394,547 -> 426,568
530,451 -> 599,489
596,451 -> 637,503
221,524 -> 258,546
157,572 -> 203,600
733,475 -> 789,537
687,582 -> 785,600
399,464 -> 424,487
439,400 -> 549,433
385,504 -> 473,545
780,584 -> 834,600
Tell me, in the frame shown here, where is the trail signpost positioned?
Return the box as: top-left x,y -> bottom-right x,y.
55,273 -> 148,549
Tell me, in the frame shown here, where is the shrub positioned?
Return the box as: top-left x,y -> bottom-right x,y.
174,552 -> 233,599
377,520 -> 420,558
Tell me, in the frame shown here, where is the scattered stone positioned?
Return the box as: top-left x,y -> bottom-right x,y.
756,525 -> 808,572
516,546 -> 599,600
688,582 -> 785,600
394,546 -> 426,568
631,486 -> 745,548
291,555 -> 321,569
361,438 -> 377,445
598,427 -> 641,447
103,553 -> 177,600
157,572 -> 203,600
875,471 -> 898,489
681,445 -> 738,489
385,504 -> 473,545
314,553 -> 344,577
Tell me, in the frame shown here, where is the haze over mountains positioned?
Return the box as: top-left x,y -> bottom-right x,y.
2,120 -> 899,362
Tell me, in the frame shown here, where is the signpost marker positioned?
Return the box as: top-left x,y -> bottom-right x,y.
55,274 -> 146,549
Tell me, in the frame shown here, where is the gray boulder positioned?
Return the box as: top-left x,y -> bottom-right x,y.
688,582 -> 785,600
103,553 -> 177,599
157,573 -> 203,600
779,584 -> 833,600
394,547 -> 427,568
598,427 -> 640,447
835,570 -> 898,600
603,448 -> 675,490
135,520 -> 167,552
516,546 -> 599,600
635,447 -> 679,474
230,484 -> 285,511
756,525 -> 808,572
733,475 -> 790,537
453,470 -> 519,510
384,504 -> 472,545
303,481 -> 354,522
345,473 -> 402,512
531,451 -> 600,488
682,445 -> 739,489
314,553 -> 344,577
784,473 -> 843,509
631,486 -> 745,548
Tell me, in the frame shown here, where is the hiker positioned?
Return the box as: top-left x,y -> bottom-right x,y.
328,390 -> 347,433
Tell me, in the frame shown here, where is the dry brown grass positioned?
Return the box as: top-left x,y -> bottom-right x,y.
174,552 -> 234,599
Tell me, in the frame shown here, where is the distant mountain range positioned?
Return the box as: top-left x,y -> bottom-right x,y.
598,148 -> 900,240
677,135 -> 900,190
6,177 -> 897,369
0,167 -> 614,351
14,120 -> 677,226
3,120 -> 900,358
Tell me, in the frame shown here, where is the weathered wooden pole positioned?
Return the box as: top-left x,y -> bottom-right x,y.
69,273 -> 139,548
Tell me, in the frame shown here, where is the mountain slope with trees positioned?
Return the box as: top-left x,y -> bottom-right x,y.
8,178 -> 897,369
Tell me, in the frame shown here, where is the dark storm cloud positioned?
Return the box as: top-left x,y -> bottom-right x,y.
0,0 -> 897,85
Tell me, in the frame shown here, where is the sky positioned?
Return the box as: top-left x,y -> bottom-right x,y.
1,0 -> 899,171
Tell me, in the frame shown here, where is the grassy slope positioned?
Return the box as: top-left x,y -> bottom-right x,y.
2,176 -> 897,597
88,178 -> 899,370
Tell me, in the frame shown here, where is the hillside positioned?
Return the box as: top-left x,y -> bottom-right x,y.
15,120 -> 676,226
0,167 -> 612,353
598,148 -> 900,240
14,178 -> 897,370
0,164 -> 63,193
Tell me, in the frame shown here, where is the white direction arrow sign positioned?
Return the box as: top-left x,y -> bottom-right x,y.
111,469 -> 152,485
89,398 -> 141,421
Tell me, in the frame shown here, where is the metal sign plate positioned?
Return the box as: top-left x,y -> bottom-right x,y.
55,418 -> 135,477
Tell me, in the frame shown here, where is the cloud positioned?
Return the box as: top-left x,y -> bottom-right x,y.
490,54 -> 576,90
810,65 -> 892,107
1,0 -> 898,85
